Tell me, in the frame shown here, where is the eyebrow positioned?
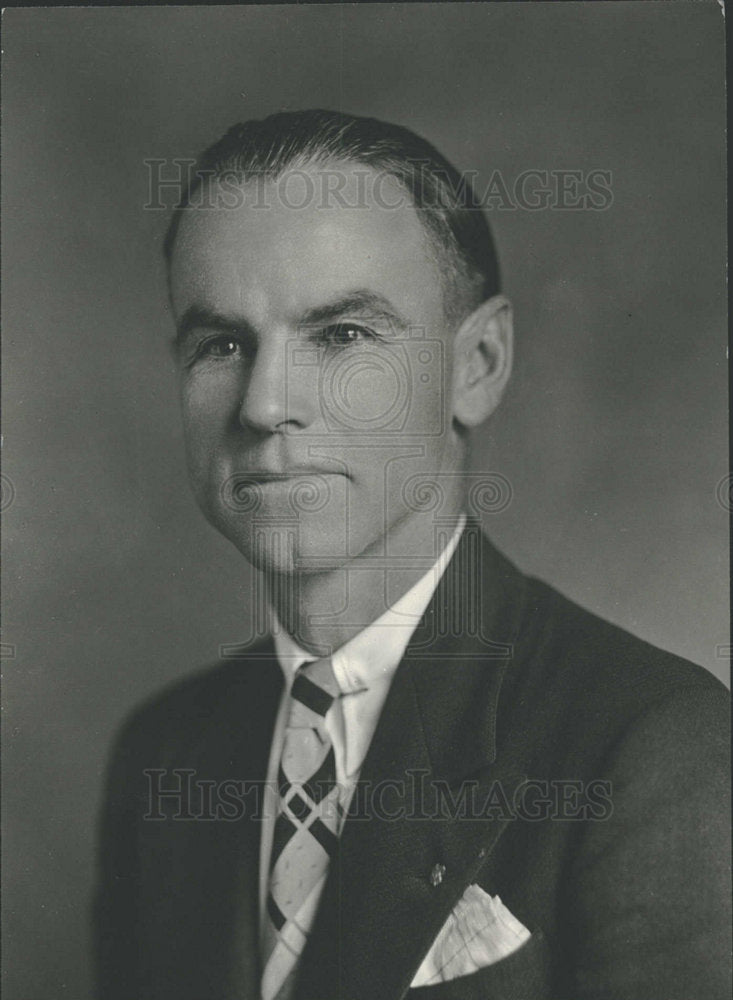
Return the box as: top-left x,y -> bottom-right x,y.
174,289 -> 413,348
296,290 -> 412,332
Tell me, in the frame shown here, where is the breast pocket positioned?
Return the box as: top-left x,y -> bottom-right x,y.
406,931 -> 552,1000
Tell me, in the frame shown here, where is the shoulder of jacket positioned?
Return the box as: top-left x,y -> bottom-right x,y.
112,636 -> 276,754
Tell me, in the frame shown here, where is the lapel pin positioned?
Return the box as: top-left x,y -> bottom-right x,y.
430,863 -> 446,887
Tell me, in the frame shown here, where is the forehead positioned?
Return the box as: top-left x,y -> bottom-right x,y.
168,163 -> 445,325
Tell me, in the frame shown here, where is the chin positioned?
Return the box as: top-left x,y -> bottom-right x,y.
213,509 -> 364,577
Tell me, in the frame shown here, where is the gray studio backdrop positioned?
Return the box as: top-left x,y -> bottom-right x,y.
1,3 -> 727,999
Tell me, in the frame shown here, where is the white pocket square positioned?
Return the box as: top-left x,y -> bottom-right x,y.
410,884 -> 531,987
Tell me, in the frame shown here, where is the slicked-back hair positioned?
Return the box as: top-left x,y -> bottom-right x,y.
163,109 -> 500,325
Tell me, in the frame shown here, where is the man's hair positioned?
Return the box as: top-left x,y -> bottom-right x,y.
163,109 -> 500,324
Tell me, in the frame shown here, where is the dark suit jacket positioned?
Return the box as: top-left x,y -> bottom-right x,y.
94,525 -> 731,1000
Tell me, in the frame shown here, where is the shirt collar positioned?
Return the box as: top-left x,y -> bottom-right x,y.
273,513 -> 466,692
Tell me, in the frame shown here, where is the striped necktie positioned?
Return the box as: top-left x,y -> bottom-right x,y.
261,657 -> 343,1000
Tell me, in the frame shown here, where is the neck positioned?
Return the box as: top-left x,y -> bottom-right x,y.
265,506 -> 464,657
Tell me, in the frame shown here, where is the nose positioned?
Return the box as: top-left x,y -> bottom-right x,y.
238,338 -> 316,435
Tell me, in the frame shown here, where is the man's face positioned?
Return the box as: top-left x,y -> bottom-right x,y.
169,162 -> 463,574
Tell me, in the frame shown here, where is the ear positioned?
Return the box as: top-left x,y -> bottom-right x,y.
451,295 -> 513,428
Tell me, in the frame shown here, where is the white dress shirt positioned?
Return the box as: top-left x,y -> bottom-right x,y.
259,513 -> 466,933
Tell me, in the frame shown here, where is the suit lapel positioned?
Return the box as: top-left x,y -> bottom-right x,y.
295,523 -> 531,1000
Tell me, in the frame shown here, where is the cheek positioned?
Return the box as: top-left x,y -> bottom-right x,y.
180,371 -> 239,442
402,341 -> 450,435
178,376 -> 241,501
326,355 -> 402,428
320,341 -> 450,436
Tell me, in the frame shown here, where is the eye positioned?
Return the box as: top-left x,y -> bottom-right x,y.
324,323 -> 376,347
198,335 -> 241,358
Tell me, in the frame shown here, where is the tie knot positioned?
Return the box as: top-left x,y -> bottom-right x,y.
291,657 -> 340,718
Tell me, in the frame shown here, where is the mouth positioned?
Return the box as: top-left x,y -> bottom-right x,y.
220,468 -> 348,513
234,468 -> 347,485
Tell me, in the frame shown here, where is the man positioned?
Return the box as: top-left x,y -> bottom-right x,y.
94,110 -> 730,1000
